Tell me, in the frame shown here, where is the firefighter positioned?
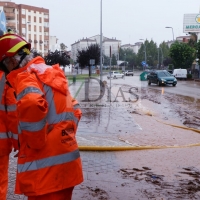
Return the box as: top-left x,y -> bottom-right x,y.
0,33 -> 83,200
0,29 -> 19,200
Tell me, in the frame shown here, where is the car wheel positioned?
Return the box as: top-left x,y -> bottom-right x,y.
132,74 -> 133,76
157,80 -> 161,86
114,76 -> 116,79
148,79 -> 151,85
172,83 -> 176,87
122,75 -> 124,79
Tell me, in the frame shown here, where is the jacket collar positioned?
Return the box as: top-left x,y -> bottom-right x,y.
6,56 -> 45,89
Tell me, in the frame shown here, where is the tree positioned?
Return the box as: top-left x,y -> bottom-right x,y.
159,42 -> 170,66
119,48 -> 137,69
196,40 -> 200,62
169,42 -> 195,69
103,55 -> 110,66
60,43 -> 67,51
44,50 -> 70,67
76,44 -> 100,76
111,54 -> 117,66
137,39 -> 158,68
163,57 -> 173,67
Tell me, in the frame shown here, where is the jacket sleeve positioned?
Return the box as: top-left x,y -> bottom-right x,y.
72,97 -> 82,121
15,72 -> 48,149
5,85 -> 19,150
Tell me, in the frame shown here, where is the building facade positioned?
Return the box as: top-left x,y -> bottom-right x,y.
121,42 -> 142,54
71,35 -> 121,61
0,0 -> 49,55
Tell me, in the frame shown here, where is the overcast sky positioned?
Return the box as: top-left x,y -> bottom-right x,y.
13,0 -> 200,49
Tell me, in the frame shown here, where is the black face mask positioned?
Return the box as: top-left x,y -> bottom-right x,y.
0,62 -> 9,75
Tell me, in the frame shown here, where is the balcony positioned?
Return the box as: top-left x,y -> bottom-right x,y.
44,27 -> 49,32
7,22 -> 15,28
39,40 -> 43,44
34,40 -> 38,44
28,39 -> 32,43
44,36 -> 49,40
5,12 -> 15,20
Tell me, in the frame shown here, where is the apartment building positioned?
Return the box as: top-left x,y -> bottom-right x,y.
0,0 -> 49,55
121,42 -> 142,54
71,35 -> 121,61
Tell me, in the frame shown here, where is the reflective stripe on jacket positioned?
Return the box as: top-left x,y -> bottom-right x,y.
7,56 -> 83,196
0,71 -> 12,156
5,84 -> 19,150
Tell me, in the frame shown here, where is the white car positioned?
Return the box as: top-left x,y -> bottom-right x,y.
107,71 -> 124,79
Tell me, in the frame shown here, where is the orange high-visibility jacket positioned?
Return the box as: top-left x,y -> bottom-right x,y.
0,71 -> 12,156
7,56 -> 83,196
5,83 -> 19,150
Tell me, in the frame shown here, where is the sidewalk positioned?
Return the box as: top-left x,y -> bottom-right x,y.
7,79 -> 200,199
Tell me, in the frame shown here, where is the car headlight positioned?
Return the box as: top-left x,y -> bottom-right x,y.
174,78 -> 177,82
161,79 -> 166,82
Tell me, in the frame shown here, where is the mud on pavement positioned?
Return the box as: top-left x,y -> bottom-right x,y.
141,87 -> 200,130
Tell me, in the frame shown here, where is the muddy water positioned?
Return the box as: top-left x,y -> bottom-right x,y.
73,81 -> 200,200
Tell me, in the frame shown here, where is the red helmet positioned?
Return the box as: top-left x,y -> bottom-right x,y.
0,33 -> 31,62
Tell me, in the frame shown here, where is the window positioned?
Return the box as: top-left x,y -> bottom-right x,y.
22,18 -> 25,24
39,17 -> 42,23
34,16 -> 36,22
28,16 -> 31,21
34,25 -> 36,32
44,22 -> 49,27
39,26 -> 42,32
22,9 -> 25,15
22,28 -> 25,34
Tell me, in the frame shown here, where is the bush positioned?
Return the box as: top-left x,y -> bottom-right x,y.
187,74 -> 192,79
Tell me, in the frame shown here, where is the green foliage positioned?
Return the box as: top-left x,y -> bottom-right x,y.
187,73 -> 192,79
76,44 -> 100,76
44,50 -> 70,66
111,54 -> 117,65
168,64 -> 173,70
119,48 -> 136,69
103,55 -> 110,66
137,39 -> 158,67
196,40 -> 200,62
169,42 -> 195,69
76,44 -> 100,68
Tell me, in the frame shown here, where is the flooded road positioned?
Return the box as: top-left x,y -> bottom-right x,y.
70,75 -> 200,200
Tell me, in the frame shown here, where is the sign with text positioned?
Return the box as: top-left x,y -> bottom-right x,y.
183,14 -> 200,33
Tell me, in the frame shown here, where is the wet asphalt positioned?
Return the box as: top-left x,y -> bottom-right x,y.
7,72 -> 200,200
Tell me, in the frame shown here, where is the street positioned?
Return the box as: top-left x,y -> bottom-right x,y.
7,73 -> 200,199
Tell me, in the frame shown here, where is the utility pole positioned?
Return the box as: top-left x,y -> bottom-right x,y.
158,48 -> 159,69
100,0 -> 103,82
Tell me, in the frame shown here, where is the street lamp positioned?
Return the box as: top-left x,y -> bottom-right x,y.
165,27 -> 174,41
140,39 -> 146,71
124,53 -> 126,70
157,48 -> 160,69
100,0 -> 103,82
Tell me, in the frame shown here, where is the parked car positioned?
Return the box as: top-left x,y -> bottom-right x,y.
124,70 -> 134,76
172,68 -> 187,80
107,71 -> 124,79
147,70 -> 177,86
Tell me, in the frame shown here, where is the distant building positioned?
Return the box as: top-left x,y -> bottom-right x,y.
0,0 -> 49,55
121,42 -> 142,54
165,35 -> 191,48
49,36 -> 59,52
71,35 -> 121,61
176,36 -> 190,43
